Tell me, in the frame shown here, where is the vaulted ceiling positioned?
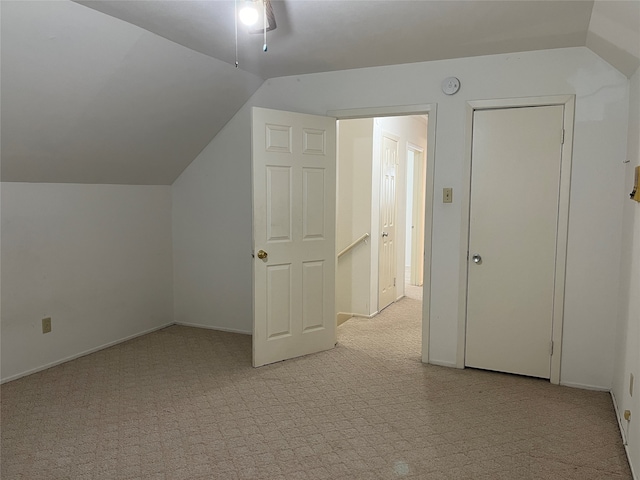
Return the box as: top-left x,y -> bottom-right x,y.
0,1 -> 262,185
2,1 -> 639,185
76,0 -> 597,79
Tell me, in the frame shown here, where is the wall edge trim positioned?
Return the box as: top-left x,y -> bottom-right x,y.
351,312 -> 379,319
559,381 -> 610,391
428,359 -> 459,368
0,322 -> 174,384
174,321 -> 252,335
611,391 -> 638,480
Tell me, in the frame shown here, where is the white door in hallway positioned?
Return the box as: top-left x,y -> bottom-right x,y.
252,107 -> 337,367
378,132 -> 399,311
465,105 -> 564,379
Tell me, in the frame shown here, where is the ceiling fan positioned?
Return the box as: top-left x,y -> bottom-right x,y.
234,0 -> 277,67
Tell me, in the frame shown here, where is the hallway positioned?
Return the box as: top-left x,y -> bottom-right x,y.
337,283 -> 422,364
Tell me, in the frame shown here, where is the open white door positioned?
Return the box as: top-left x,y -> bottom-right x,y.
252,107 -> 337,367
378,132 -> 398,311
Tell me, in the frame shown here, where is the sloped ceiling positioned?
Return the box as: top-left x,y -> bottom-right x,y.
75,0 -> 595,79
587,0 -> 640,77
1,0 -> 638,185
0,1 -> 262,185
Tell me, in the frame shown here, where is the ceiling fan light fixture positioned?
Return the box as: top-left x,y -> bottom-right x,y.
234,0 -> 277,67
239,1 -> 259,26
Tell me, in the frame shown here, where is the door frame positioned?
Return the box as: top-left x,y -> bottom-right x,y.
457,95 -> 575,385
328,104 -> 437,364
406,143 -> 426,287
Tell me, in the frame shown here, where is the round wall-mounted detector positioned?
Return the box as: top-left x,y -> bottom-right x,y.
442,77 -> 460,95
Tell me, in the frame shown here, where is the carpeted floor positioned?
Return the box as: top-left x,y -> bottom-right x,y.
1,289 -> 632,479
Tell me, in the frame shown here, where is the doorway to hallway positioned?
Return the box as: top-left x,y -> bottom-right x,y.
336,114 -> 427,333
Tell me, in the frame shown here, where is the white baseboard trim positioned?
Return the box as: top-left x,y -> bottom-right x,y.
611,391 -> 629,444
1,322 -> 253,384
628,445 -> 638,480
428,359 -> 459,368
0,322 -> 174,384
559,381 -> 610,391
174,321 -> 251,335
352,311 -> 379,319
611,391 -> 637,480
627,443 -> 638,480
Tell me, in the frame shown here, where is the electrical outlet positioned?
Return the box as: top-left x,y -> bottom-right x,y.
42,317 -> 52,334
443,188 -> 453,203
631,373 -> 634,397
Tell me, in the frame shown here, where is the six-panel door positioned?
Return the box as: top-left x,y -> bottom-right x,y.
252,107 -> 337,367
378,133 -> 399,311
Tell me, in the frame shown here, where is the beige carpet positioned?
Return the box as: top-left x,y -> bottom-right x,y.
1,292 -> 632,479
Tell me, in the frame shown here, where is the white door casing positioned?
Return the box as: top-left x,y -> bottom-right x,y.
378,132 -> 399,311
410,147 -> 426,286
252,107 -> 337,367
465,105 -> 564,379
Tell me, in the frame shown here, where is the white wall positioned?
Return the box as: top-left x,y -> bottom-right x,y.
406,154 -> 415,268
172,47 -> 629,389
336,118 -> 374,317
172,110 -> 254,334
613,65 -> 640,476
1,183 -> 173,382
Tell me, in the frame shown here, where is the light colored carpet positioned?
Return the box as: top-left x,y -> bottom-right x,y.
1,292 -> 632,479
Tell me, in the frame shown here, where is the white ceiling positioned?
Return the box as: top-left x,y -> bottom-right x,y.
1,0 -> 639,185
587,0 -> 640,77
77,0 -> 596,79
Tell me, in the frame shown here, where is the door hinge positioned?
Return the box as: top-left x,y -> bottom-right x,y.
561,129 -> 565,145
393,277 -> 396,287
549,340 -> 554,356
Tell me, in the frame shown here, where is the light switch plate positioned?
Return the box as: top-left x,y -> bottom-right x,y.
443,188 -> 453,203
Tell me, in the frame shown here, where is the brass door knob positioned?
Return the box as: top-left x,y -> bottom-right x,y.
257,250 -> 268,259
